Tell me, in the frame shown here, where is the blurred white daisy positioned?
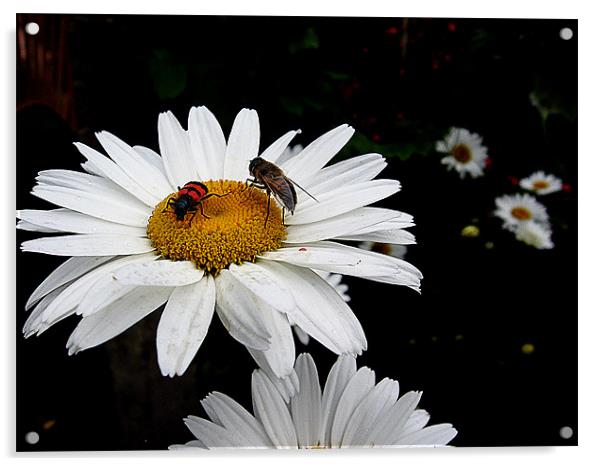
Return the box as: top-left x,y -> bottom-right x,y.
494,193 -> 549,232
17,106 -> 421,385
515,221 -> 554,250
436,127 -> 488,179
359,241 -> 407,260
519,171 -> 563,195
171,353 -> 457,449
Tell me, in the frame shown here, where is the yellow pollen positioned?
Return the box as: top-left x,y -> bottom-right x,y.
533,180 -> 550,190
511,207 -> 532,221
451,143 -> 472,163
147,180 -> 287,274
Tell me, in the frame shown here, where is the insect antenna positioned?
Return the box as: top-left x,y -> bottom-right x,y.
289,178 -> 319,203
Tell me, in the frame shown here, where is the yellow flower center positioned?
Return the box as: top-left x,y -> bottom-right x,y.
511,206 -> 532,221
451,143 -> 472,163
533,180 -> 550,190
147,180 -> 287,274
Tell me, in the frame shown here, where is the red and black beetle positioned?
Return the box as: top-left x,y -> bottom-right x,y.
164,181 -> 228,223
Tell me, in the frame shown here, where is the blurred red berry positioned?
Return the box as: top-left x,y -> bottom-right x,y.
385,26 -> 398,35
372,133 -> 381,142
448,22 -> 457,32
485,157 -> 493,168
508,176 -> 519,185
562,183 -> 572,192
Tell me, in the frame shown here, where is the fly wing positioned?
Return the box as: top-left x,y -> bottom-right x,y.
262,172 -> 297,213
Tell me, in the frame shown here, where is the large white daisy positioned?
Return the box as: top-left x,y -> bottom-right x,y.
17,106 -> 421,386
171,353 -> 457,449
494,193 -> 550,232
436,127 -> 488,179
519,171 -> 563,195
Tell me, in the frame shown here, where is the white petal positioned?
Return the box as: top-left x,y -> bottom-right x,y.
96,132 -> 173,199
249,307 -> 295,378
335,213 -> 415,238
113,260 -> 204,286
341,378 -> 399,446
337,229 -> 416,245
295,153 -> 386,207
395,424 -> 458,446
80,160 -> 104,177
293,325 -> 310,345
17,209 -> 147,236
168,440 -> 205,449
223,109 -> 260,181
25,256 -> 113,310
16,220 -> 59,233
23,284 -> 69,338
213,270 -> 272,351
282,124 -> 355,185
184,415 -> 244,448
303,153 -> 386,195
35,168 -> 152,202
401,409 -> 430,435
77,278 -> 136,318
261,241 -> 422,290
21,234 -> 155,256
370,391 -> 422,446
158,111 -> 194,189
290,354 -> 322,448
200,392 -> 272,447
188,106 -> 227,180
253,261 -> 366,355
263,242 -> 395,276
247,348 -> 300,402
39,253 -> 158,329
66,285 -> 172,354
329,367 -> 375,448
319,355 -> 357,447
227,262 -> 296,313
251,370 -> 297,448
133,145 -> 165,172
156,275 -> 216,377
259,130 -> 301,163
284,207 -> 403,244
74,141 -> 159,207
286,179 -> 400,225
32,185 -> 150,227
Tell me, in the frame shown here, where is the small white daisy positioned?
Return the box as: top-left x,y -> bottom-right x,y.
170,353 -> 457,449
519,171 -> 563,195
17,106 -> 421,387
494,193 -> 550,232
436,127 -> 488,179
515,221 -> 554,250
359,241 -> 408,260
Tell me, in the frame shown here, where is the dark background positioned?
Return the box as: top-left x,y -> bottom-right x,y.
16,14 -> 577,450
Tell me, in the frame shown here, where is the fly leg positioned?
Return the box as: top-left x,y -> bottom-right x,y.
264,191 -> 271,228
